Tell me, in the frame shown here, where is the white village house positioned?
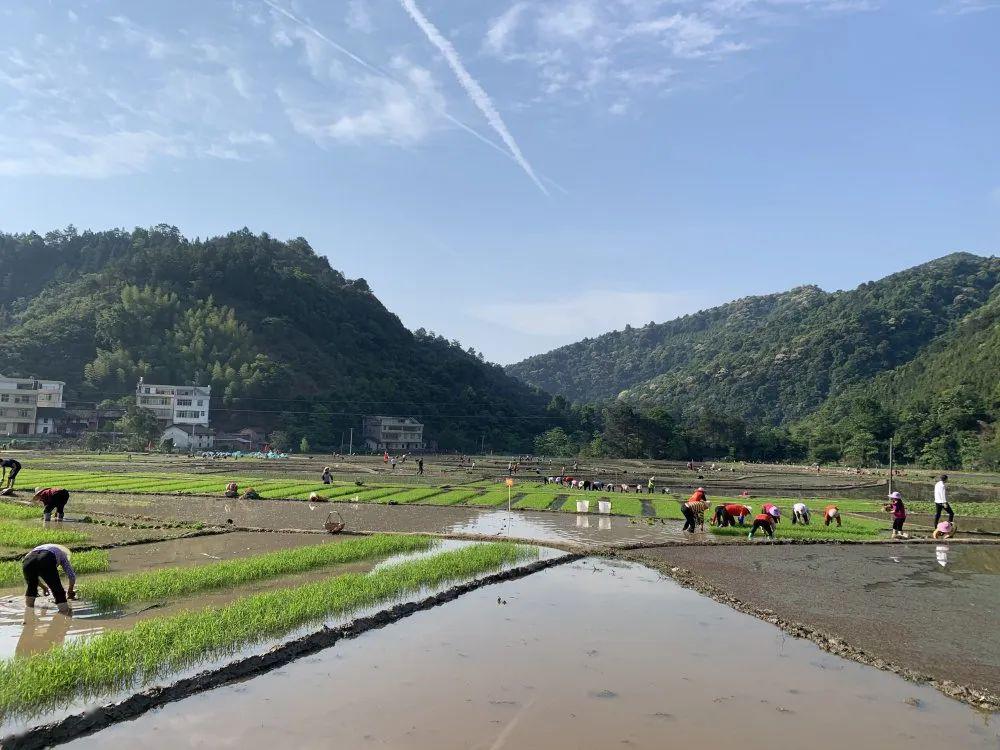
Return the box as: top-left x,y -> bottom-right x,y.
161,423 -> 215,451
363,416 -> 425,452
0,374 -> 66,436
136,379 -> 214,449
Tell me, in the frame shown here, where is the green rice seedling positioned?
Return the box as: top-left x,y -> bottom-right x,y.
0,522 -> 90,549
344,486 -> 398,503
0,542 -> 535,716
0,502 -> 46,521
511,493 -> 563,511
377,487 -> 444,504
0,550 -> 110,587
84,535 -> 436,610
289,484 -> 360,501
464,490 -> 517,508
711,515 -> 882,541
423,489 -> 482,506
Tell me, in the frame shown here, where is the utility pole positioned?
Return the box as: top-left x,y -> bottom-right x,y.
348,427 -> 353,456
888,437 -> 894,495
480,433 -> 485,455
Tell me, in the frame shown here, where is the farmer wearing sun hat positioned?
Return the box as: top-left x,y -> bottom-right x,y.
32,487 -> 70,521
886,490 -> 908,539
22,543 -> 76,615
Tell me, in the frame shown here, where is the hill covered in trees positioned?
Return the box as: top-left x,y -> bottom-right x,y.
510,253 -> 1000,468
0,226 -> 551,451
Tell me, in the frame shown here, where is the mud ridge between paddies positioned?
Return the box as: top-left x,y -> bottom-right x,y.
612,549 -> 1000,714
2,555 -> 579,750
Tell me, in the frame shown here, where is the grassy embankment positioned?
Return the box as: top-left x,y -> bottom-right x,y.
84,535 -> 435,610
0,542 -> 536,716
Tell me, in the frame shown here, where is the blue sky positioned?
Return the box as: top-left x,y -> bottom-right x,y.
0,0 -> 997,364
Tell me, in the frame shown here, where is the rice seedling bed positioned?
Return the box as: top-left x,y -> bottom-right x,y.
462,490 -> 518,508
84,535 -> 435,610
0,542 -> 535,717
0,502 -> 46,521
0,550 -> 109,587
710,515 -> 883,541
378,487 -> 445,504
291,485 -> 366,501
423,490 -> 482,506
0,522 -> 90,550
512,493 -> 565,511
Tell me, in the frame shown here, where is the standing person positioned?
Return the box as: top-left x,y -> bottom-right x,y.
22,543 -> 76,616
934,474 -> 954,525
32,488 -> 69,521
647,476 -> 655,495
823,504 -> 842,527
417,458 -> 424,476
682,488 -> 710,534
791,502 -> 811,525
1,457 -> 22,492
887,491 -> 908,539
390,456 -> 397,471
321,467 -> 333,484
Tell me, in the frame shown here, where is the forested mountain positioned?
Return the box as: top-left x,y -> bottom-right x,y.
0,226 -> 551,451
508,253 -> 1000,425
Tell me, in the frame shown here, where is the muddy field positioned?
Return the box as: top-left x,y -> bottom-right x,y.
629,544 -> 1000,698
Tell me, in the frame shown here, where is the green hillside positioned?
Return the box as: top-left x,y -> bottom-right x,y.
508,253 -> 1000,425
0,226 -> 551,451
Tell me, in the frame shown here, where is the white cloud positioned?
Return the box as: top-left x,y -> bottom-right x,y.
481,0 -> 879,107
485,3 -> 528,54
938,0 -> 1000,12
473,290 -> 697,338
0,129 -> 183,178
346,0 -> 375,33
281,60 -> 447,146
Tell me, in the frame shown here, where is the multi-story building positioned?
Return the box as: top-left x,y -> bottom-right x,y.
363,416 -> 425,452
0,374 -> 66,436
136,378 -> 211,426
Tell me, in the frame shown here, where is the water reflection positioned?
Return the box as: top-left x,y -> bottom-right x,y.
936,545 -> 949,568
16,608 -> 72,657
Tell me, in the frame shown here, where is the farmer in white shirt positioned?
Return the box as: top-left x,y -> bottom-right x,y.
934,474 -> 954,525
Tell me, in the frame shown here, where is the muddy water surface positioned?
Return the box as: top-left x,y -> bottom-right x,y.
67,559 -> 997,750
70,493 -> 691,545
637,543 -> 1000,693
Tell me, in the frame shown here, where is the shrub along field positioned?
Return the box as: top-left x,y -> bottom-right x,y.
0,541 -> 536,717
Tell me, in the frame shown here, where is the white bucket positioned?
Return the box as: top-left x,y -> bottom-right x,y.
576,500 -> 590,513
598,500 -> 612,514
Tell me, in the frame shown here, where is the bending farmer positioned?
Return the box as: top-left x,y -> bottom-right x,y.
791,502 -> 811,525
32,487 -> 69,521
682,488 -> 710,534
824,505 -> 842,527
22,543 -> 76,615
1,457 -> 22,491
748,512 -> 774,540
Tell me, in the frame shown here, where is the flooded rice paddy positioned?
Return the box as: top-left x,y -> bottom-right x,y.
65,558 -> 998,750
69,493 -> 692,545
637,543 -> 1000,694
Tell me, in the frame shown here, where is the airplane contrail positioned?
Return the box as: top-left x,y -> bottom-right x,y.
398,0 -> 549,196
261,0 -> 554,193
